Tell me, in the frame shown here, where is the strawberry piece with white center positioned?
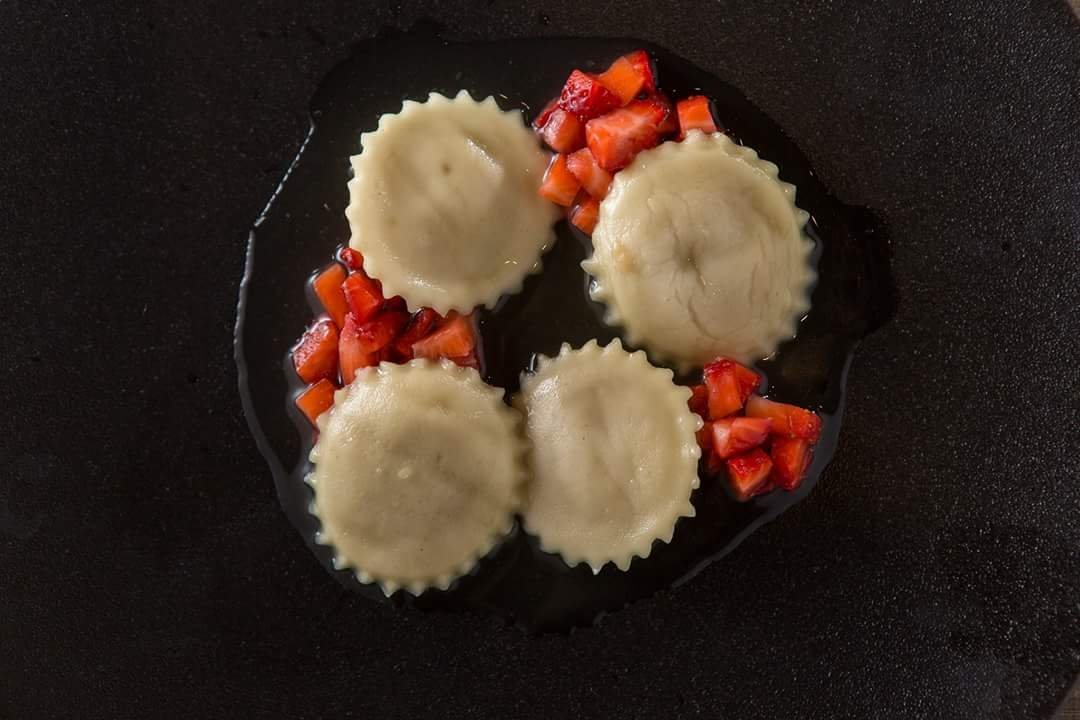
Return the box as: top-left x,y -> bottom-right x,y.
725,448 -> 774,501
703,357 -> 761,419
538,108 -> 586,154
745,395 -> 823,442
558,69 -> 621,120
585,98 -> 671,171
710,416 -> 772,459
770,437 -> 814,491
565,148 -> 613,199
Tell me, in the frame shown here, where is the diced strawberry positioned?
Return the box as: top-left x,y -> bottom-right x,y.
355,311 -> 409,354
677,95 -> 719,139
624,50 -> 656,93
539,108 -> 586,154
292,318 -> 339,384
342,272 -> 384,323
569,196 -> 600,235
628,94 -> 675,135
538,154 -> 581,207
338,314 -> 380,385
598,55 -> 646,105
532,98 -> 559,129
726,448 -> 775,501
745,395 -> 823,442
295,378 -> 337,426
697,423 -> 725,475
381,296 -> 407,313
696,421 -> 714,454
390,308 -> 443,361
710,416 -> 772,459
311,263 -> 348,328
688,384 -> 709,418
585,100 -> 667,171
565,148 -> 613,199
558,69 -> 621,120
412,312 -> 476,360
339,247 -> 365,272
703,358 -> 761,418
770,437 -> 813,491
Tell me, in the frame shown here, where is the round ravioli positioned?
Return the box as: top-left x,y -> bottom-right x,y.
583,131 -> 815,369
346,91 -> 559,314
518,339 -> 702,572
307,360 -> 526,595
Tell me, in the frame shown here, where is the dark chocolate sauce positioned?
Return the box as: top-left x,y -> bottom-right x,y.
235,24 -> 896,631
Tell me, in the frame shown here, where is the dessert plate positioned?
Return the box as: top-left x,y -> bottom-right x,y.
236,28 -> 895,630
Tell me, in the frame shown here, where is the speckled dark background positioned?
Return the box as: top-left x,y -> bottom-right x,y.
1,1 -> 1077,718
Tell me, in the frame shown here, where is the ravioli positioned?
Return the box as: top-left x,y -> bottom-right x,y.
583,131 -> 815,369
346,91 -> 559,314
307,360 -> 526,595
518,339 -> 702,572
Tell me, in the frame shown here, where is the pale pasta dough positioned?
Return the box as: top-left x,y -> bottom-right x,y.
307,360 -> 526,595
346,91 -> 559,314
583,131 -> 815,369
518,339 -> 701,572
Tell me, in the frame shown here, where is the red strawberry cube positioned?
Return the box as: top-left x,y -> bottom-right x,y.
711,416 -> 772,459
538,154 -> 581,207
676,95 -> 719,139
295,378 -> 337,426
390,308 -> 443,361
311,263 -> 348,328
292,318 -> 339,384
569,196 -> 600,235
558,69 -> 621,120
539,108 -> 586,154
726,448 -> 775,501
703,358 -> 761,418
339,247 -> 365,272
412,312 -> 477,361
745,395 -> 823,442
624,50 -> 656,93
585,101 -> 666,171
770,437 -> 813,491
355,311 -> 409,354
342,272 -> 384,323
598,55 -> 646,105
565,148 -> 613,199
338,313 -> 381,384
532,98 -> 559,129
687,383 -> 709,418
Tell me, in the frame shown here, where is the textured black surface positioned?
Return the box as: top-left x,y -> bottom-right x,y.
1,1 -> 1078,718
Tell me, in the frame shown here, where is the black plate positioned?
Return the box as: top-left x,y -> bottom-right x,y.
2,2 -> 1077,718
237,28 -> 896,631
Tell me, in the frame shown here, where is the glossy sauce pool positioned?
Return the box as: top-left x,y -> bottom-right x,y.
235,25 -> 896,631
